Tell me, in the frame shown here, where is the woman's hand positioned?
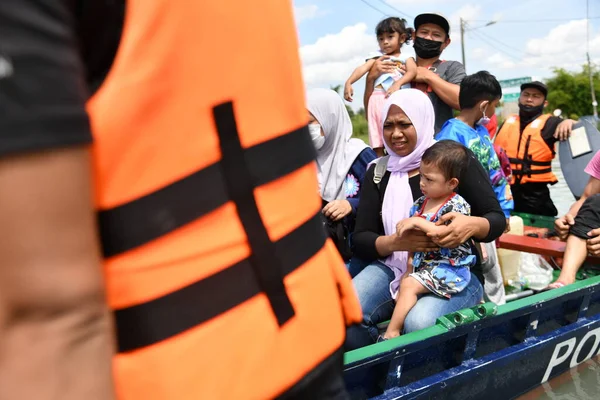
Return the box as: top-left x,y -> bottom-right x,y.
322,200 -> 352,221
430,212 -> 477,248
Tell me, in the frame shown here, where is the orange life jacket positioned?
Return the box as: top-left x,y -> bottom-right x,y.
86,2 -> 362,399
494,114 -> 557,185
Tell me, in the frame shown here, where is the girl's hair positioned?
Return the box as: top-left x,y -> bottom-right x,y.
375,17 -> 415,44
421,140 -> 469,181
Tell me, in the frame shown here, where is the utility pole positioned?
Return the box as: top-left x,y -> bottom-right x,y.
587,0 -> 598,119
588,53 -> 598,119
460,18 -> 466,71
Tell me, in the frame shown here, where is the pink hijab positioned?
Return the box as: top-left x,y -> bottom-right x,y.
380,89 -> 436,298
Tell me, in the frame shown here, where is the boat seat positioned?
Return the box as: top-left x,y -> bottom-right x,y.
497,233 -> 600,264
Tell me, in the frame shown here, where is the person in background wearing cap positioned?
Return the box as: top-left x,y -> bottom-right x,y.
364,13 -> 465,133
494,81 -> 576,217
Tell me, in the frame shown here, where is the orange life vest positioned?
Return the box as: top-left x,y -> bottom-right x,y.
86,2 -> 362,399
494,114 -> 557,185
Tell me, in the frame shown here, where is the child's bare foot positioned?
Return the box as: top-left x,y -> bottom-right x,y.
383,330 -> 400,340
546,274 -> 576,290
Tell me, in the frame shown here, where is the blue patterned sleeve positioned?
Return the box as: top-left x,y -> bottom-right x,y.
485,137 -> 514,218
410,196 -> 426,217
435,125 -> 468,147
493,177 -> 514,218
441,194 -> 471,217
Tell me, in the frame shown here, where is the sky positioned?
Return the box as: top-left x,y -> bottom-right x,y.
293,0 -> 600,110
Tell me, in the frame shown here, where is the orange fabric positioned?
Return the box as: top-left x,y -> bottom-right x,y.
113,248 -> 350,400
85,1 -> 361,398
486,114 -> 498,139
495,114 -> 557,184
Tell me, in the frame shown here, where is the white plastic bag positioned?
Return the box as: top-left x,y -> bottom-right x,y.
519,252 -> 554,290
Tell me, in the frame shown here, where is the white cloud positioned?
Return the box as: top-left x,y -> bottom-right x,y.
475,19 -> 600,73
299,22 -> 417,89
300,23 -> 375,66
300,22 -> 379,91
448,4 -> 482,35
294,5 -> 320,23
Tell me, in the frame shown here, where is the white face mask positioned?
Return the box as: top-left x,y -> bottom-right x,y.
477,103 -> 491,126
308,123 -> 325,150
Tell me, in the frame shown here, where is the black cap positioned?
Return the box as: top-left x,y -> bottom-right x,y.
520,81 -> 548,98
414,13 -> 450,36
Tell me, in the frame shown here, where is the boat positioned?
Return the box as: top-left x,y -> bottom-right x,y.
344,212 -> 600,399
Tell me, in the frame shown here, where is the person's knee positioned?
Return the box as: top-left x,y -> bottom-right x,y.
572,194 -> 600,239
403,305 -> 437,333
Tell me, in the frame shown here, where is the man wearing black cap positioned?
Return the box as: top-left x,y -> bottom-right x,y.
495,81 -> 576,216
365,12 -> 465,133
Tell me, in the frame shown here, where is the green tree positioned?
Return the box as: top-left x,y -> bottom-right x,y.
545,64 -> 600,120
328,85 -> 369,143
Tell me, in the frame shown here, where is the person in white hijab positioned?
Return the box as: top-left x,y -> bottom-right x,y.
307,88 -> 377,222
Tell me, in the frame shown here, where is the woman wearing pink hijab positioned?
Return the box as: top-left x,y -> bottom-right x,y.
346,89 -> 506,350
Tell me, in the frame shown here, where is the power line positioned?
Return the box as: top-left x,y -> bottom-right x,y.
468,16 -> 600,23
357,0 -> 390,16
474,27 -> 583,58
472,29 -> 532,56
373,0 -> 413,20
467,30 -> 591,66
467,30 -> 522,61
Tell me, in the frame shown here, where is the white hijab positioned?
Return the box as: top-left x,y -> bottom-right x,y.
306,88 -> 368,201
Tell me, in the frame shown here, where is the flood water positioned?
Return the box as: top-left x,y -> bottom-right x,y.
548,157 -> 577,218
518,158 -> 599,399
519,359 -> 600,400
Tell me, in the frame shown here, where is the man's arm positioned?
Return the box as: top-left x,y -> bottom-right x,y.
414,61 -> 464,110
569,176 -> 600,217
541,116 -> 574,148
415,68 -> 461,110
0,1 -> 115,398
554,119 -> 577,141
0,148 -> 115,400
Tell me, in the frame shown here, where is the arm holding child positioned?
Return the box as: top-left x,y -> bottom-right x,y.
386,57 -> 417,98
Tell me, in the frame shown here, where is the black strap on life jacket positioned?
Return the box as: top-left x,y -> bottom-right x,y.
508,157 -> 552,167
510,134 -> 553,183
101,101 -> 325,352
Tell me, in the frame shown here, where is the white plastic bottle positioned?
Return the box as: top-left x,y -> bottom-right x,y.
497,215 -> 524,285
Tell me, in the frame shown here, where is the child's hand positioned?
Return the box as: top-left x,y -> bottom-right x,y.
396,218 -> 415,237
385,82 -> 402,98
344,84 -> 353,102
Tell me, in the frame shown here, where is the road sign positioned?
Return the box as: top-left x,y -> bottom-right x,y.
499,77 -> 532,89
502,92 -> 520,102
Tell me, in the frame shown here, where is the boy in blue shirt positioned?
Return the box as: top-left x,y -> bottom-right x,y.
436,70 -> 513,304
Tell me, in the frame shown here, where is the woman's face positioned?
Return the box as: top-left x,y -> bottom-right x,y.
383,105 -> 417,156
307,111 -> 324,136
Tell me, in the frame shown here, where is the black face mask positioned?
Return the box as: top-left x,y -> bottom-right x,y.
518,103 -> 544,120
413,37 -> 443,59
